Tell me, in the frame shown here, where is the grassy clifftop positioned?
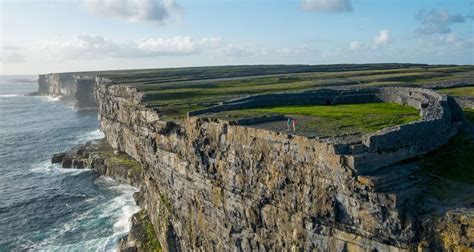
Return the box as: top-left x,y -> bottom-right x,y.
207,103 -> 420,137
95,64 -> 473,118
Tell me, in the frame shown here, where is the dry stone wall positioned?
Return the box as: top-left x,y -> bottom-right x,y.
190,87 -> 463,173
95,81 -> 465,251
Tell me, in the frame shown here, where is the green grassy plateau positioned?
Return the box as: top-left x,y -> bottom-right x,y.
438,86 -> 474,97
93,64 -> 473,118
209,103 -> 420,136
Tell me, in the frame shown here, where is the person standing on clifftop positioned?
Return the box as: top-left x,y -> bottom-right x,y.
287,117 -> 292,130
292,118 -> 297,131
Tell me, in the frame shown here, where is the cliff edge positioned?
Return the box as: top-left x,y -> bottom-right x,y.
45,65 -> 474,251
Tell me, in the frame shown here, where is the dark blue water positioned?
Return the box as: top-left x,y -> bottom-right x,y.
0,76 -> 138,251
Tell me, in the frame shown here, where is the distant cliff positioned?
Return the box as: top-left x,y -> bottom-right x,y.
34,73 -> 97,108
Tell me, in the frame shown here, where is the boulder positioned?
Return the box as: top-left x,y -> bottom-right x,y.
51,152 -> 66,163
73,160 -> 85,169
62,157 -> 73,168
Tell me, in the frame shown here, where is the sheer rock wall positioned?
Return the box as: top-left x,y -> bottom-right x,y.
95,82 -> 463,251
35,73 -> 97,108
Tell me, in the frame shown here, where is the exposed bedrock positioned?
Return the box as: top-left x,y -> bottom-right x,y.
51,140 -> 165,252
51,139 -> 143,187
34,73 -> 97,108
95,82 -> 471,251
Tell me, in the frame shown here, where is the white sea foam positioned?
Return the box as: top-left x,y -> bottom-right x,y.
29,160 -> 55,173
29,178 -> 139,252
30,160 -> 90,175
48,96 -> 62,102
76,129 -> 105,144
0,94 -> 22,97
96,177 -> 140,250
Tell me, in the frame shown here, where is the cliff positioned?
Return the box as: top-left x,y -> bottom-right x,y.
34,73 -> 97,108
43,65 -> 474,251
92,81 -> 472,251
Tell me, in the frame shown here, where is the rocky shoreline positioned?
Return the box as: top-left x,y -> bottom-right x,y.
51,139 -> 160,251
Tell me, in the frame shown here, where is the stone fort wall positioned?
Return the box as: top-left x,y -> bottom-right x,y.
189,87 -> 464,173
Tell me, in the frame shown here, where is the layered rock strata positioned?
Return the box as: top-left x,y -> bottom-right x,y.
34,73 -> 97,108
52,139 -> 142,187
94,82 -> 468,251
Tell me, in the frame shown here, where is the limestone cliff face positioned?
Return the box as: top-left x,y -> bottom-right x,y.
96,83 -> 452,251
35,73 -> 97,108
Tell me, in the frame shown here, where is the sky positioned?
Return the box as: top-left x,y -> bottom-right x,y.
0,0 -> 473,75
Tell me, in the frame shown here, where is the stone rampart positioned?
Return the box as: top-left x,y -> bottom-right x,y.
189,87 -> 463,173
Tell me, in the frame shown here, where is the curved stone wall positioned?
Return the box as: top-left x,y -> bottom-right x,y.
189,87 -> 463,173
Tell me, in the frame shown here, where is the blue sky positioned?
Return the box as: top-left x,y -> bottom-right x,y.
0,0 -> 472,74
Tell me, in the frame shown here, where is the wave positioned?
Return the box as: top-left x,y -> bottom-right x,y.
25,177 -> 138,252
75,129 -> 105,144
49,96 -> 62,102
0,94 -> 22,97
30,160 -> 90,175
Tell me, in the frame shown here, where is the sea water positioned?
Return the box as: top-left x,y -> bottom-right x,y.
0,76 -> 139,251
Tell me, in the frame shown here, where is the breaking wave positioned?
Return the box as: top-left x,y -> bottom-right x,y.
0,76 -> 138,251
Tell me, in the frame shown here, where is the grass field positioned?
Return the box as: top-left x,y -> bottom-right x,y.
438,87 -> 474,97
464,108 -> 474,123
95,64 -> 473,118
422,134 -> 474,184
209,103 -> 420,136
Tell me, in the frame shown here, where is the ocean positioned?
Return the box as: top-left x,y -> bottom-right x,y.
0,76 -> 139,251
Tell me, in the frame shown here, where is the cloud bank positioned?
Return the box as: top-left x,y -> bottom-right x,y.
300,0 -> 352,13
40,34 -> 308,60
83,0 -> 179,23
42,34 -> 222,59
416,9 -> 465,34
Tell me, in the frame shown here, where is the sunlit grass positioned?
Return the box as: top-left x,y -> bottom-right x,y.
212,103 -> 420,136
438,87 -> 474,97
95,64 -> 473,118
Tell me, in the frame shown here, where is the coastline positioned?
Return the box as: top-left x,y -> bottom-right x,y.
51,138 -> 160,251
35,65 -> 474,251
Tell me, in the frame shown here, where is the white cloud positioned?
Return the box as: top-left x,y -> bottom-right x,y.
349,41 -> 367,51
42,34 -> 223,59
416,9 -> 465,34
373,29 -> 391,48
36,34 -> 317,62
137,37 -> 222,55
347,30 -> 391,51
83,0 -> 179,23
300,0 -> 352,13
